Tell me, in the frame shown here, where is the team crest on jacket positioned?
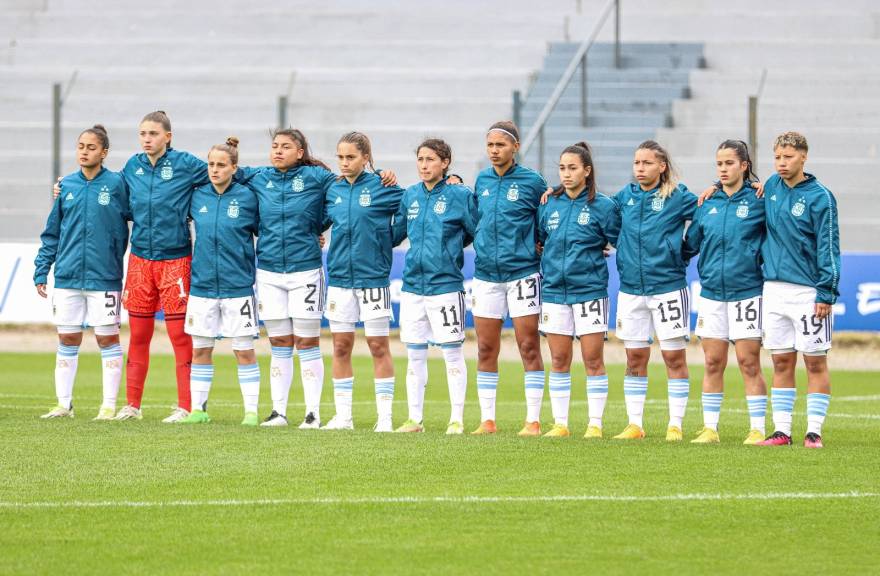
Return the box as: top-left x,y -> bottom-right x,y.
577,207 -> 590,225
98,185 -> 110,206
160,162 -> 173,181
506,183 -> 519,201
359,188 -> 372,207
292,176 -> 304,192
547,210 -> 560,231
433,195 -> 447,215
736,201 -> 749,219
651,196 -> 665,212
227,199 -> 240,218
791,197 -> 806,217
407,200 -> 420,220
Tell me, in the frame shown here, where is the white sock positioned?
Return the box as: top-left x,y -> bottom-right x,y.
55,344 -> 79,409
623,376 -> 648,428
375,376 -> 395,420
298,346 -> 323,419
668,378 -> 690,429
99,343 -> 123,409
190,364 -> 214,411
701,392 -> 723,431
586,374 -> 609,428
806,392 -> 830,436
238,362 -> 260,414
476,371 -> 498,422
270,346 -> 294,416
442,344 -> 467,424
405,344 -> 428,423
771,387 -> 796,436
333,377 -> 353,421
746,394 -> 767,434
524,370 -> 545,423
548,371 -> 571,426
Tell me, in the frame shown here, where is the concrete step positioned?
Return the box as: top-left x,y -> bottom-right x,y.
671,98 -> 880,128
655,128 -> 880,159
687,70 -> 880,99
703,41 -> 880,68
675,158 -> 880,191
525,83 -> 690,102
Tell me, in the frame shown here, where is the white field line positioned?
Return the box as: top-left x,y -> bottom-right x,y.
0,491 -> 877,510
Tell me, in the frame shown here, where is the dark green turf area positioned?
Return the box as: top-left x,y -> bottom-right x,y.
1,352 -> 877,575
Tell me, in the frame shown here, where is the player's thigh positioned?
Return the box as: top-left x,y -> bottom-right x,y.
572,296 -> 609,337
615,291 -> 652,341
791,300 -> 832,354
650,288 -> 690,341
726,295 -> 763,341
84,290 -> 122,328
695,296 -> 729,340
356,286 -> 393,322
185,295 -> 221,337
324,286 -> 361,324
220,294 -> 260,338
762,283 -> 797,351
507,272 -> 541,318
424,291 -> 467,345
52,288 -> 87,326
470,278 -> 508,320
256,269 -> 290,320
399,291 -> 430,345
156,256 -> 191,316
288,268 -> 326,320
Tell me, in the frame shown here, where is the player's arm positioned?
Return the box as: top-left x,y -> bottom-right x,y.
34,197 -> 64,297
812,188 -> 841,317
603,199 -> 622,249
391,193 -> 408,247
462,189 -> 478,247
681,204 -> 703,261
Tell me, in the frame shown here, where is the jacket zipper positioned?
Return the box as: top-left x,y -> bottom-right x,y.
281,173 -> 288,271
638,191 -> 645,293
82,178 -> 90,284
721,198 -> 728,298
348,180 -> 354,287
421,187 -> 429,294
214,193 -> 221,298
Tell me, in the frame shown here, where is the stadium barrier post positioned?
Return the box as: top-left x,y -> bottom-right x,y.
614,0 -> 621,68
581,54 -> 588,127
51,82 -> 61,192
277,95 -> 288,130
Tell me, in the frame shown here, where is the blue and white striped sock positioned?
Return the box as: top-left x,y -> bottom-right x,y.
548,372 -> 571,426
746,394 -> 767,434
586,375 -> 609,428
375,376 -> 395,419
100,343 -> 123,409
297,346 -> 324,417
55,344 -> 80,409
806,392 -> 831,436
771,387 -> 796,436
668,378 -> 690,428
237,363 -> 260,414
477,371 -> 498,422
623,376 -> 648,428
332,377 -> 354,421
270,346 -> 294,416
701,392 -> 723,430
190,364 -> 214,411
524,370 -> 545,423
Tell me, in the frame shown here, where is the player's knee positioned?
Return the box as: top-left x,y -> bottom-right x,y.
583,356 -> 605,375
294,336 -> 320,350
704,353 -> 727,375
803,355 -> 828,375
95,334 -> 119,348
477,338 -> 499,362
333,339 -> 353,359
269,335 -> 294,348
771,353 -> 795,373
517,336 -> 540,362
366,337 -> 389,359
736,355 -> 761,378
549,348 -> 571,372
58,332 -> 83,347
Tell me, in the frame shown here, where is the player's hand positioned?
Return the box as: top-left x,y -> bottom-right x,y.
52,177 -> 62,200
36,284 -> 47,298
446,174 -> 463,185
696,185 -> 717,206
815,302 -> 832,320
318,234 -> 326,248
379,170 -> 397,187
536,242 -> 543,256
752,180 -> 764,198
539,187 -> 553,205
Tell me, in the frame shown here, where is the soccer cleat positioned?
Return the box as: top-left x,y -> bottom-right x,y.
666,426 -> 684,442
298,412 -> 320,430
445,421 -> 464,435
543,424 -> 570,438
241,412 -> 259,426
613,423 -> 645,440
182,409 -> 211,424
803,432 -> 824,449
395,419 -> 424,433
92,406 -> 116,421
113,405 -> 143,421
756,431 -> 793,446
690,427 -> 720,444
162,407 -> 190,423
260,410 -> 288,427
583,425 -> 603,439
40,405 -> 73,419
517,421 -> 541,437
742,429 -> 765,445
321,415 -> 354,430
373,417 -> 393,433
470,420 -> 497,435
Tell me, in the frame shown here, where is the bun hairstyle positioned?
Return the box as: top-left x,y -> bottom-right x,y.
141,110 -> 171,131
80,124 -> 110,150
636,140 -> 679,199
338,131 -> 375,172
272,128 -> 330,170
717,139 -> 758,182
553,141 -> 597,201
209,136 -> 239,165
416,138 -> 453,177
487,120 -> 520,144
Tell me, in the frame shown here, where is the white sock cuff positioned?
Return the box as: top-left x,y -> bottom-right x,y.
264,318 -> 293,337
293,318 -> 321,338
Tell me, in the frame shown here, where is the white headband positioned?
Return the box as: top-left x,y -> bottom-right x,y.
488,127 -> 519,143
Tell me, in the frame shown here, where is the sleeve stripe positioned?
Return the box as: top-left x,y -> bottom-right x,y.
816,183 -> 840,296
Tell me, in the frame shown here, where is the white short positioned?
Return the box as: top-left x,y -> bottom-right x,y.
616,288 -> 690,342
185,294 -> 259,339
324,286 -> 393,324
695,295 -> 763,341
399,291 -> 467,345
256,267 -> 325,321
540,298 -> 609,337
470,272 -> 541,320
762,281 -> 832,354
52,288 -> 121,328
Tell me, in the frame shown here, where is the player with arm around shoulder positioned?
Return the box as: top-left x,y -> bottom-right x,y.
35,125 -> 129,420
537,142 -> 621,439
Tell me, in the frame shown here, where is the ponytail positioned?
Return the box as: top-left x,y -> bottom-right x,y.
553,141 -> 596,201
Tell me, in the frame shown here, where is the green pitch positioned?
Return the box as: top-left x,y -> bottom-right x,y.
0,352 -> 877,575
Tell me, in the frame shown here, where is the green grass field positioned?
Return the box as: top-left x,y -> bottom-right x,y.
0,352 -> 878,575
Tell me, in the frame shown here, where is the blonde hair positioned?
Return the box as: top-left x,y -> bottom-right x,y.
637,140 -> 679,199
774,131 -> 808,152
209,136 -> 239,165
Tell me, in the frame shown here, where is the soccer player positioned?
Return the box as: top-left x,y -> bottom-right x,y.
683,140 -> 768,444
470,121 -> 547,436
756,132 -> 839,448
391,138 -> 478,435
321,132 -> 405,431
537,142 -> 620,438
34,125 -> 128,419
178,138 -> 260,425
613,140 -> 697,441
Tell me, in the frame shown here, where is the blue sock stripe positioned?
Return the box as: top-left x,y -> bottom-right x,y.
771,388 -> 796,412
439,342 -> 462,349
668,378 -> 690,385
806,393 -> 830,416
271,346 -> 294,359
772,388 -> 797,398
549,384 -> 571,392
406,343 -> 429,350
586,375 -> 609,383
623,376 -> 648,385
57,345 -> 80,357
297,347 -> 322,361
100,344 -> 123,357
333,378 -> 354,391
587,386 -> 609,395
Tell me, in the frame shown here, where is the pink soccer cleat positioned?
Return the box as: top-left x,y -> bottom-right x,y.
756,431 -> 793,446
803,432 -> 824,449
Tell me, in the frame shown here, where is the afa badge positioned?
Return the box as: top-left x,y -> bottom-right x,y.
359,189 -> 372,207
160,164 -> 173,180
736,202 -> 749,219
506,183 -> 519,202
292,176 -> 304,192
791,197 -> 806,217
433,196 -> 447,215
651,196 -> 665,212
98,186 -> 111,206
227,199 -> 240,218
577,209 -> 590,225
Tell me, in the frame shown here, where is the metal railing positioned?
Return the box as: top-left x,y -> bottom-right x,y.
519,0 -> 620,174
51,70 -> 78,191
277,71 -> 298,129
748,68 -> 768,173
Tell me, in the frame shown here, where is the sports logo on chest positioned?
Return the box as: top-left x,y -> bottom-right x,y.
791,196 -> 806,217
407,200 -> 420,221
227,199 -> 240,219
736,200 -> 750,219
651,195 -> 665,212
506,183 -> 519,202
547,210 -> 560,231
160,161 -> 173,181
577,206 -> 590,226
292,176 -> 305,192
433,195 -> 447,215
359,188 -> 372,207
98,185 -> 111,206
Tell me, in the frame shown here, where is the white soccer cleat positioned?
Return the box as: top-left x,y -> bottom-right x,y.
41,405 -> 73,419
298,412 -> 320,429
260,410 -> 289,427
92,406 -> 116,421
372,416 -> 393,433
113,405 -> 143,421
321,415 -> 354,430
162,407 -> 190,423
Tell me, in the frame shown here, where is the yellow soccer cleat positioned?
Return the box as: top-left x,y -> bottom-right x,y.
543,423 -> 570,438
690,427 -> 720,444
517,421 -> 541,437
742,429 -> 765,445
470,419 -> 497,435
666,425 -> 683,442
613,423 -> 645,440
583,425 -> 603,439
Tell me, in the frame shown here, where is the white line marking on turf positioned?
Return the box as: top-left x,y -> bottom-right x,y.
0,492 -> 876,509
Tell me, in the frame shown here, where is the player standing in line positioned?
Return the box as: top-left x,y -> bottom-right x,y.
391,138 -> 478,435
178,139 -> 260,425
755,132 -> 839,448
683,140 -> 768,444
613,140 -> 697,441
470,121 -> 547,436
321,132 -> 405,431
537,142 -> 620,438
35,125 -> 128,419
